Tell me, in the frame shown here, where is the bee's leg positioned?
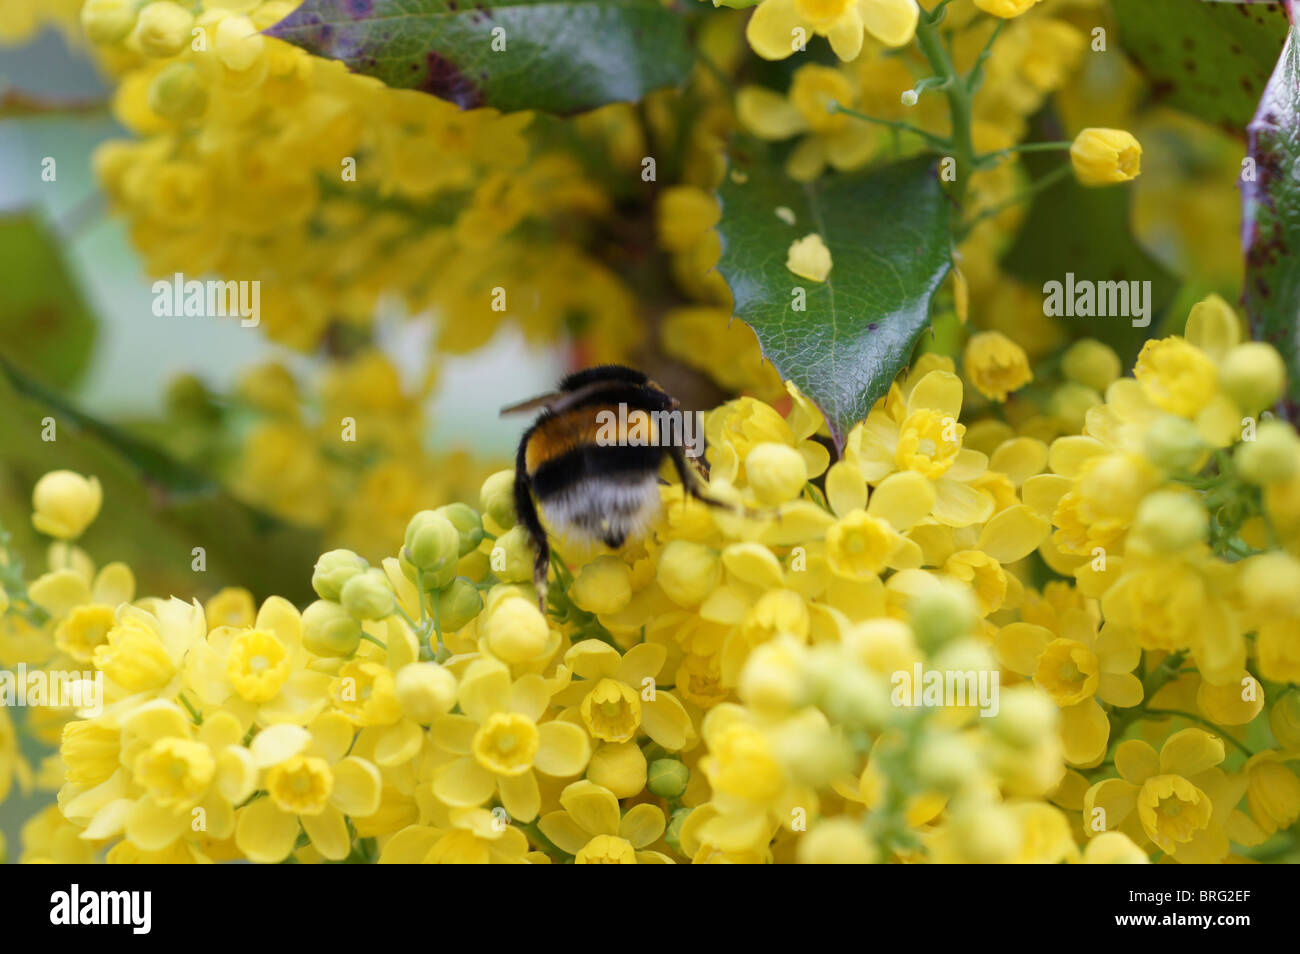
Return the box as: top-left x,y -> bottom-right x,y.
513,471 -> 550,612
666,444 -> 728,510
668,444 -> 771,520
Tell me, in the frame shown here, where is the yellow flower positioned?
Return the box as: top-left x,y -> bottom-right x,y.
235,713 -> 382,862
963,331 -> 1032,402
378,811 -> 533,864
31,471 -> 102,540
846,370 -> 993,527
430,658 -> 590,822
539,780 -> 673,863
556,641 -> 693,749
996,608 -> 1141,765
746,0 -> 919,63
1133,337 -> 1218,418
1084,729 -> 1243,862
184,597 -> 330,726
1070,128 -> 1142,186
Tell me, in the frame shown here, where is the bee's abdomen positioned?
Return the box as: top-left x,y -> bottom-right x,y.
530,444 -> 665,549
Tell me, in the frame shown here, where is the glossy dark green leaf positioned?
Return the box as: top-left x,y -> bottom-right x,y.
266,0 -> 692,114
0,357 -> 321,604
0,213 -> 96,389
1243,22 -> 1300,419
716,151 -> 952,451
1111,0 -> 1289,135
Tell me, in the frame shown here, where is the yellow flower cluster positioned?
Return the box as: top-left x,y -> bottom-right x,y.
4,294 -> 1297,864
81,0 -> 639,359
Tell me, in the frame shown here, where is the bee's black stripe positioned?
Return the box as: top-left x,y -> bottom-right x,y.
531,443 -> 666,501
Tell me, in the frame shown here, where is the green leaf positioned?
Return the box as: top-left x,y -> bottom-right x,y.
716,151 -> 952,451
0,213 -> 96,390
1243,22 -> 1300,419
265,0 -> 693,114
1001,160 -> 1180,365
0,357 -> 322,605
1111,0 -> 1289,135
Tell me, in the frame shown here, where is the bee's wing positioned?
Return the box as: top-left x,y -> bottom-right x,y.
499,380 -> 625,418
499,391 -> 563,416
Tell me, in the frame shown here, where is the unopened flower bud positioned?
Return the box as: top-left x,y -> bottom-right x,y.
571,555 -> 632,615
149,62 -> 208,121
302,599 -> 362,657
482,594 -> 550,664
1220,342 -> 1286,416
647,758 -> 690,799
434,502 -> 484,556
1062,339 -> 1121,393
909,580 -> 977,652
135,2 -> 193,58
312,548 -> 368,601
404,510 -> 461,577
490,525 -> 535,584
31,471 -> 102,540
745,443 -> 808,504
1143,415 -> 1206,474
1070,128 -> 1142,186
394,662 -> 458,723
82,0 -> 140,44
340,568 -> 396,621
479,470 -> 517,529
1237,420 -> 1300,485
657,540 -> 721,607
990,687 -> 1057,748
1133,490 -> 1207,552
431,577 -> 483,632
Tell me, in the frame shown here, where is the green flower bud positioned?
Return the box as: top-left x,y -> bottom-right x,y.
913,732 -> 980,794
431,577 -> 483,633
489,525 -> 535,584
1144,414 -> 1206,474
1220,342 -> 1286,416
82,0 -> 141,44
302,599 -> 362,657
404,510 -> 461,575
312,548 -> 369,601
1133,490 -> 1207,552
148,61 -> 208,121
647,758 -> 690,799
135,1 -> 193,58
1237,420 -> 1300,485
664,806 -> 692,856
1061,338 -> 1121,393
340,567 -> 396,621
394,662 -> 457,723
434,502 -> 484,556
909,581 -> 977,653
479,470 -> 517,529
989,686 -> 1057,749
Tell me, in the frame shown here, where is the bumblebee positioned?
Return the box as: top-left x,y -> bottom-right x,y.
502,364 -> 718,608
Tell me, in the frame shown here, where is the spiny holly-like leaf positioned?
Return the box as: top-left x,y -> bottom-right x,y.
1111,0 -> 1289,135
716,151 -> 951,452
0,213 -> 96,390
1243,21 -> 1300,419
266,0 -> 692,114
